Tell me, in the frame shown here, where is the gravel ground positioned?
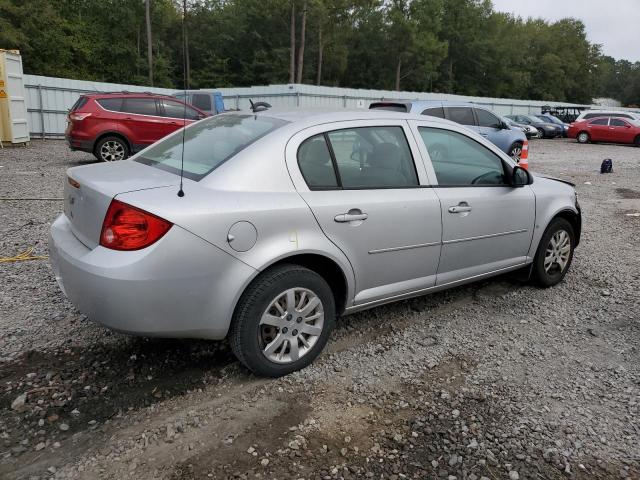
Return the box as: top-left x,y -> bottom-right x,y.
1,138 -> 639,480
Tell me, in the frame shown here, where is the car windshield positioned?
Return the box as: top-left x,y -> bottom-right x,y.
136,114 -> 289,180
525,115 -> 542,123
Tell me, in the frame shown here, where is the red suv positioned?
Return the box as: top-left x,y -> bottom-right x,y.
66,92 -> 207,161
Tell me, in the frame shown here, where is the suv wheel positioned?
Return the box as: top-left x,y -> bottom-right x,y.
229,264 -> 335,377
508,142 -> 523,162
577,132 -> 590,144
95,136 -> 129,162
531,218 -> 575,287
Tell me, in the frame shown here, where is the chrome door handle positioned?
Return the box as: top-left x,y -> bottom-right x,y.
448,203 -> 472,214
334,212 -> 368,223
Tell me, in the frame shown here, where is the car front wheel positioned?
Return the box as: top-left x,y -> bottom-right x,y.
531,218 -> 575,287
229,264 -> 335,377
95,136 -> 129,162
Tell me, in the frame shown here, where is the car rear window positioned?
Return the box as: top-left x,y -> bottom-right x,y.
191,93 -> 212,111
369,102 -> 408,112
136,114 -> 289,181
70,96 -> 88,111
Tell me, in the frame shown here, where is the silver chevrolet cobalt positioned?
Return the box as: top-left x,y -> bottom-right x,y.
50,110 -> 581,377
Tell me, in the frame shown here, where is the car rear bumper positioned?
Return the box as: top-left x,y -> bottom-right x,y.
66,135 -> 93,153
49,214 -> 257,339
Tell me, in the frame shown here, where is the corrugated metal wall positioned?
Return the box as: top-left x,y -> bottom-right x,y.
22,74 -> 634,137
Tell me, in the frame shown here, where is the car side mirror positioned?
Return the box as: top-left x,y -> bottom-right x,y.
501,121 -> 510,129
511,165 -> 531,187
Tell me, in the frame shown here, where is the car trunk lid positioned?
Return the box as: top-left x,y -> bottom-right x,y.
64,160 -> 178,248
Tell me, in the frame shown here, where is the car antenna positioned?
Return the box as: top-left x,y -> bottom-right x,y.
177,0 -> 188,198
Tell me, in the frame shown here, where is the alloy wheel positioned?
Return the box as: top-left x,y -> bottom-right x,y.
100,140 -> 126,161
259,288 -> 324,364
544,229 -> 571,275
510,146 -> 522,161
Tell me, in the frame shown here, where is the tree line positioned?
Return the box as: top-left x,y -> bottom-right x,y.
1,0 -> 638,106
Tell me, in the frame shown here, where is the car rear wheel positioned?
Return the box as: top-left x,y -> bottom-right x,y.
538,129 -> 546,139
229,264 -> 335,377
531,218 -> 575,288
508,142 -> 523,162
95,136 -> 129,162
577,132 -> 590,144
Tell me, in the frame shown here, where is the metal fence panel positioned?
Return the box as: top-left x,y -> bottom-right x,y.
21,75 -> 639,137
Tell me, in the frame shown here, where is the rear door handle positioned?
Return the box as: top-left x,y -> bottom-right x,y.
335,211 -> 368,223
448,203 -> 472,214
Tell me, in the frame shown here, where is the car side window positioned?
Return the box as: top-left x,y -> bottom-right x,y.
421,107 -> 445,118
162,100 -> 201,120
590,118 -> 609,126
326,127 -> 419,189
418,127 -> 507,186
610,118 -> 627,127
122,98 -> 158,116
297,135 -> 339,189
475,109 -> 501,128
96,98 -> 123,112
446,107 -> 475,126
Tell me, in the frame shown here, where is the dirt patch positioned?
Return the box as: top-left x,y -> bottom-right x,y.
616,188 -> 640,199
0,338 -> 235,455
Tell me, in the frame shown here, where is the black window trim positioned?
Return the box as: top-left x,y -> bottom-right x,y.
417,125 -> 513,188
296,125 -> 421,191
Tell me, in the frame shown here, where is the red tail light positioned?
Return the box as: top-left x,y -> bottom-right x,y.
69,112 -> 91,121
100,200 -> 172,251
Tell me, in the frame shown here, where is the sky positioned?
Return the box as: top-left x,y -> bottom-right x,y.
491,0 -> 640,62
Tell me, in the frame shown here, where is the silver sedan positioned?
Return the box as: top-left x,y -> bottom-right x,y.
49,110 -> 581,377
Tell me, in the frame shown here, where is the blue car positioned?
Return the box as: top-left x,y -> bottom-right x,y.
370,101 -> 527,161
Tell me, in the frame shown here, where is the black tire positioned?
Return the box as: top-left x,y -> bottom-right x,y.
229,264 -> 336,377
508,142 -> 523,162
94,135 -> 130,162
531,218 -> 575,288
538,129 -> 546,139
634,135 -> 640,147
576,131 -> 590,144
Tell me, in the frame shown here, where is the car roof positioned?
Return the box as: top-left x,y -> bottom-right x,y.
232,108 -> 460,129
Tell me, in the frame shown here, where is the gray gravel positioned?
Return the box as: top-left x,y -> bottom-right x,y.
1,138 -> 639,479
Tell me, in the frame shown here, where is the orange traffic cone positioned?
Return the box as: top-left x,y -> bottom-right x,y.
519,140 -> 529,170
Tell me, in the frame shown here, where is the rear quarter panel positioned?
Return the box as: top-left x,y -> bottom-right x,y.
117,135 -> 357,311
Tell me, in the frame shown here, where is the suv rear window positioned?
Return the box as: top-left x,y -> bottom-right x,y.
136,114 -> 288,181
96,98 -> 123,111
70,96 -> 88,111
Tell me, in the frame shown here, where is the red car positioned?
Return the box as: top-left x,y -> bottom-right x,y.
66,92 -> 207,161
568,116 -> 640,146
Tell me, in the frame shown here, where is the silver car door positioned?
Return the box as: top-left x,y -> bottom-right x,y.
409,120 -> 535,285
285,119 -> 442,307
